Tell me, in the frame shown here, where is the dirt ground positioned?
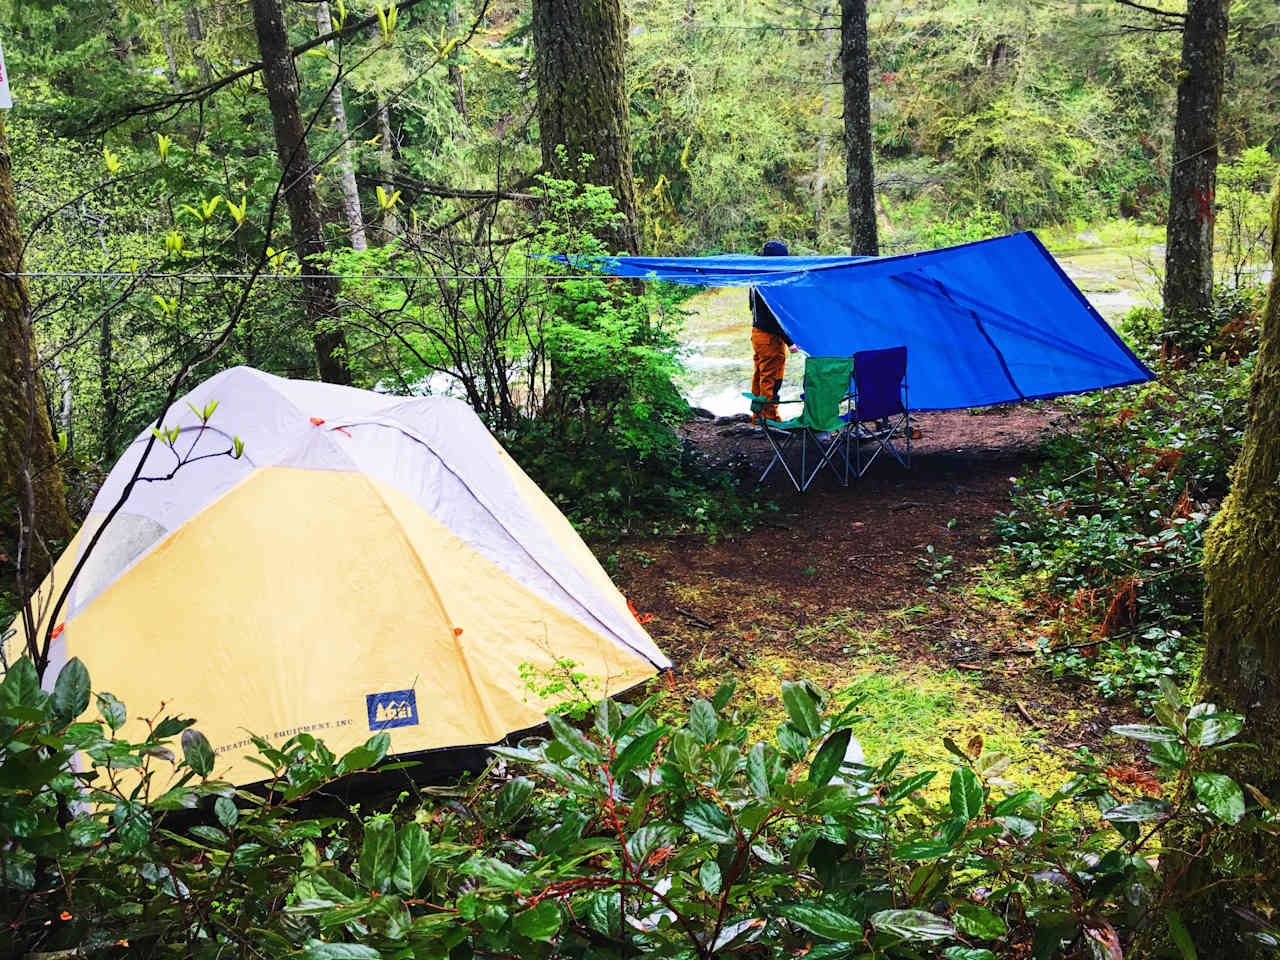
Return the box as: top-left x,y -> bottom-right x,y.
605,403 -> 1142,764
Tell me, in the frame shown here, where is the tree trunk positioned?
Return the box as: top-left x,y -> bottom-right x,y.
813,10 -> 836,239
1171,176 -> 1280,951
533,0 -> 640,254
184,2 -> 212,83
1162,0 -> 1229,323
250,0 -> 351,384
99,311 -> 115,460
445,5 -> 468,121
377,100 -> 401,240
316,0 -> 368,252
841,0 -> 878,256
155,0 -> 180,86
0,118 -> 73,594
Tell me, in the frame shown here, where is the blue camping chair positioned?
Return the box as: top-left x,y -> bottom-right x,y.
842,347 -> 911,479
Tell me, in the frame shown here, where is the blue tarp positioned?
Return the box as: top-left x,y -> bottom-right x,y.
571,232 -> 1153,410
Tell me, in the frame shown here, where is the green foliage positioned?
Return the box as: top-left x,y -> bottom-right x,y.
996,286 -> 1264,702
1216,146 -> 1279,288
5,656 -> 1269,957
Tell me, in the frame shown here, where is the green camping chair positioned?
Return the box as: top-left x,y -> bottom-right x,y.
744,355 -> 855,491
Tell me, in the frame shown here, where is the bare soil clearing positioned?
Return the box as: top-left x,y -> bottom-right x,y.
604,403 -> 1143,766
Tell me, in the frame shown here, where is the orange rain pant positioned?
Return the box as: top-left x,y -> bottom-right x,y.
750,329 -> 788,424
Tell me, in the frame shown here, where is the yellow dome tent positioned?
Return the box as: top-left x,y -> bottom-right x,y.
6,367 -> 670,785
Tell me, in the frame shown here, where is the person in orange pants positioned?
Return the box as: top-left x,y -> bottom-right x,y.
749,240 -> 798,424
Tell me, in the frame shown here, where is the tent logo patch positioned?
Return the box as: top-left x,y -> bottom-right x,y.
366,690 -> 419,730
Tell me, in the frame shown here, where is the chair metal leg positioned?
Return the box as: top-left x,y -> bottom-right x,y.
760,426 -> 803,491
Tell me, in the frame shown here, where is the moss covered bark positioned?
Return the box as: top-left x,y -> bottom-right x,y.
1164,177 -> 1280,953
0,118 -> 72,590
533,0 -> 639,254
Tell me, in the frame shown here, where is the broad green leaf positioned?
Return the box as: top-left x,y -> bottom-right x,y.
953,902 -> 1007,938
52,658 -> 90,722
1159,676 -> 1183,710
181,729 -> 215,777
1,658 -> 41,707
1101,799 -> 1171,823
777,722 -> 809,760
991,790 -> 1035,816
337,733 -> 390,775
776,902 -> 863,941
585,890 -> 621,937
515,901 -> 561,941
1153,699 -> 1182,732
950,766 -> 983,821
1109,724 -> 1180,743
1166,909 -> 1197,960
699,859 -> 722,894
781,681 -> 822,738
942,949 -> 997,960
615,693 -> 662,740
626,823 -> 679,864
1193,772 -> 1245,824
547,712 -> 604,764
189,825 -> 228,846
672,728 -> 700,772
96,692 -> 126,731
711,678 -> 736,712
710,742 -> 740,785
886,770 -> 936,802
974,751 -> 1012,778
871,908 -> 956,941
747,742 -> 770,799
301,943 -> 381,959
613,726 -> 669,776
689,698 -> 718,744
153,716 -> 196,739
214,796 -> 238,828
893,840 -> 953,860
392,824 -> 431,897
67,818 -> 108,846
495,777 -> 534,823
460,854 -> 526,891
683,799 -> 736,844
1150,739 -> 1188,770
809,728 -> 852,784
115,808 -> 152,853
489,745 -> 543,764
594,698 -> 621,739
1188,711 -> 1244,747
358,817 -> 397,892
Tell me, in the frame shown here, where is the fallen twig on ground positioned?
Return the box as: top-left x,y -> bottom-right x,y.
675,606 -> 714,628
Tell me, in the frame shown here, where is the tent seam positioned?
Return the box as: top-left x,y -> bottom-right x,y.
333,419 -> 667,670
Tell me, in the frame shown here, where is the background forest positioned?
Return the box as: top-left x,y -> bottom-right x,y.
4,0 -> 1278,477
3,0 -> 1280,956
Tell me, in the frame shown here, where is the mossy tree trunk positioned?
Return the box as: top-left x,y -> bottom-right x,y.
533,0 -> 640,254
1171,176 -> 1280,951
1162,0 -> 1228,323
0,118 -> 73,596
250,0 -> 352,384
841,0 -> 878,257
